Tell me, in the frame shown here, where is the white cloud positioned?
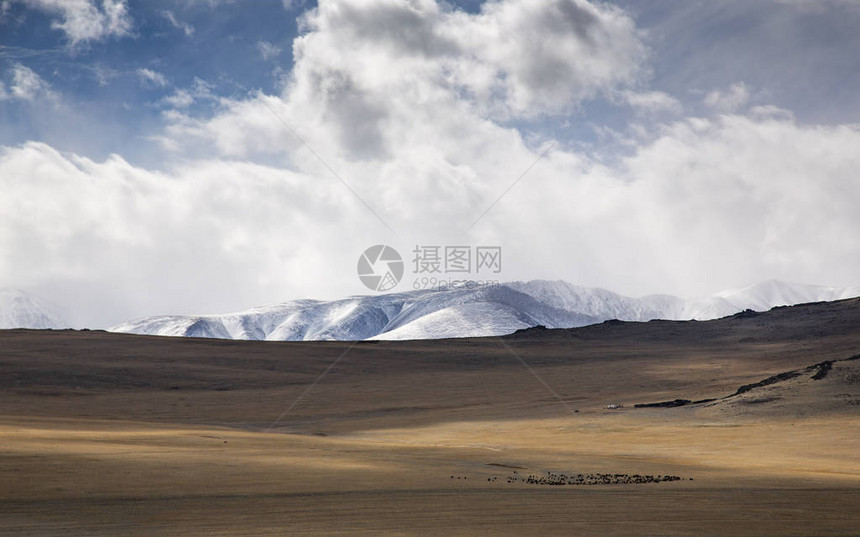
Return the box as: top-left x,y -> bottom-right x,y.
152,1 -> 859,296
161,10 -> 194,37
0,142 -> 364,327
618,115 -> 860,293
3,0 -> 859,327
162,89 -> 193,108
256,40 -> 281,60
481,114 -> 860,296
282,0 -> 308,10
443,0 -> 646,118
166,0 -> 646,162
1,63 -> 58,102
749,105 -> 795,121
180,0 -> 236,7
90,64 -> 118,86
14,0 -> 132,46
3,113 -> 860,327
136,68 -> 167,88
774,0 -> 860,11
154,0 -> 648,252
159,78 -> 215,109
10,64 -> 42,99
704,82 -> 751,112
620,90 -> 682,115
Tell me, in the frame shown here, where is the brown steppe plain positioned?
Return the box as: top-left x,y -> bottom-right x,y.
1,298 -> 859,536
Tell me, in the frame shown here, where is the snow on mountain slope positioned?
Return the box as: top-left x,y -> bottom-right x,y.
370,302 -> 530,341
110,280 -> 860,341
509,280 -> 860,322
368,286 -> 599,340
506,281 -> 682,321
112,286 -> 598,342
715,280 -> 859,311
0,289 -> 69,329
112,294 -> 420,342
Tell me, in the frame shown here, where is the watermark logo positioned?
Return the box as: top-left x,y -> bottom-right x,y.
358,244 -> 502,292
412,245 -> 501,274
411,245 -> 502,290
357,245 -> 404,291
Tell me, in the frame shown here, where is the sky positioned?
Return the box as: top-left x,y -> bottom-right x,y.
1,0 -> 859,328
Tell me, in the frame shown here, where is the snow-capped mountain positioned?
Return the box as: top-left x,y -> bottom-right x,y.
715,280 -> 859,313
111,285 -> 599,341
110,280 -> 860,341
0,289 -> 69,329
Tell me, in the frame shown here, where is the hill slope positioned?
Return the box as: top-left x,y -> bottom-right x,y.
2,298 -> 859,536
110,279 -> 860,341
0,289 -> 68,329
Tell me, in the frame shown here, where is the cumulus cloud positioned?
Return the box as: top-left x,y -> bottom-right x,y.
3,113 -> 860,326
0,63 -> 57,101
0,142 -> 367,327
629,115 -> 860,291
162,89 -> 193,109
483,114 -> 860,296
256,40 -> 282,60
620,90 -> 682,115
89,63 -> 119,86
446,0 -> 646,117
161,10 -> 194,37
179,0 -> 239,8
775,0 -> 860,11
749,104 -> 795,121
159,78 -> 215,109
10,63 -> 45,99
165,0 -> 646,170
136,67 -> 167,88
287,0 -> 645,120
282,0 -> 306,10
154,0 -> 648,248
14,0 -> 132,46
143,1 -> 858,299
2,0 -> 858,327
704,82 -> 751,112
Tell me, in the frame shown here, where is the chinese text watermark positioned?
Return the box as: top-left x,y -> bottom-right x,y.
357,244 -> 502,292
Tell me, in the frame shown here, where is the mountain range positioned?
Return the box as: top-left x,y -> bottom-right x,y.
0,289 -> 68,330
108,280 -> 860,341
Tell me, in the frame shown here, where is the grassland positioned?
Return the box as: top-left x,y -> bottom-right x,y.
1,299 -> 859,535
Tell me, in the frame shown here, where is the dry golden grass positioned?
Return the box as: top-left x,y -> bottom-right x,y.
1,298 -> 859,535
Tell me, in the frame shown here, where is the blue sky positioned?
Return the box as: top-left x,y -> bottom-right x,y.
1,0 -> 860,327
1,0 -> 305,163
4,0 -> 860,164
